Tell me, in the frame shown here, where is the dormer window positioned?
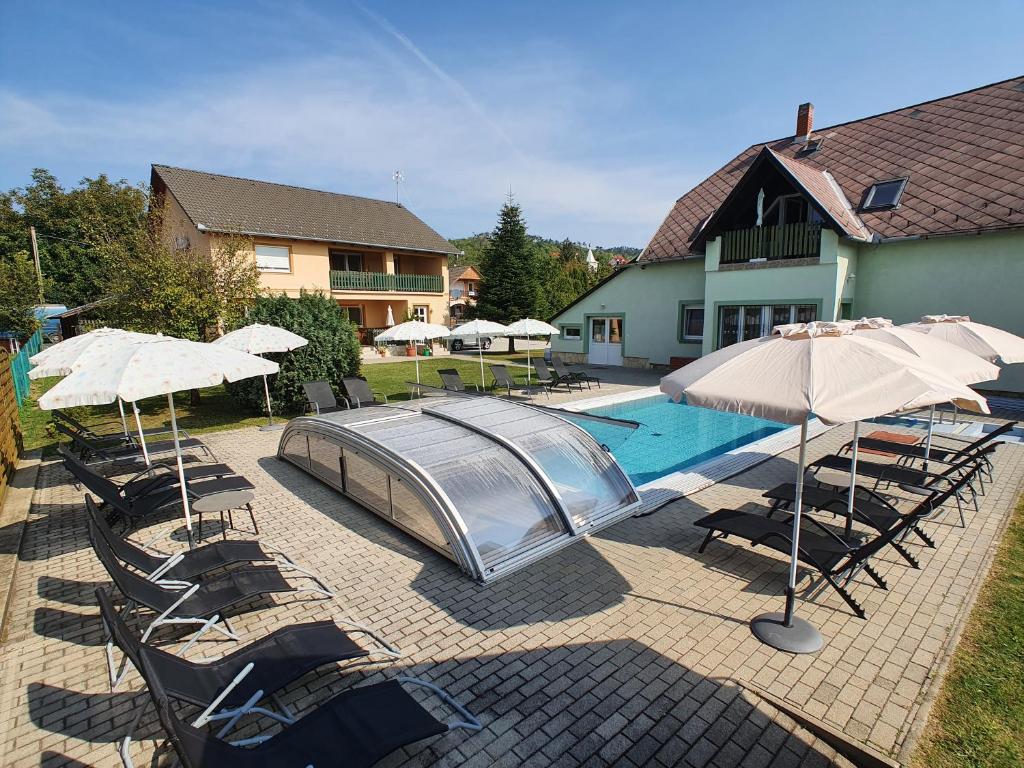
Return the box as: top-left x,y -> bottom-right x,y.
861,178 -> 908,211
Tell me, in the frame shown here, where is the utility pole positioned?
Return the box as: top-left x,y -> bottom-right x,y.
29,226 -> 43,302
393,170 -> 404,205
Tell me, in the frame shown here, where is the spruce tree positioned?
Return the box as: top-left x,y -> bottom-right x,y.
476,194 -> 539,324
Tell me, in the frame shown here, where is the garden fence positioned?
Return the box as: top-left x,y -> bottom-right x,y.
0,352 -> 23,506
10,329 -> 42,406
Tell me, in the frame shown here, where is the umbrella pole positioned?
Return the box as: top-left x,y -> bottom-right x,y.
845,421 -> 860,537
479,336 -> 485,388
117,398 -> 130,438
923,404 -> 935,470
415,352 -> 421,384
167,393 -> 195,550
750,419 -> 822,654
526,335 -> 531,384
262,373 -> 274,428
131,401 -> 151,467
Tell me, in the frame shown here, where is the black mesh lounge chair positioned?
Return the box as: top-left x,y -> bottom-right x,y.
97,588 -> 398,760
55,422 -> 215,466
86,497 -> 333,593
438,368 -> 480,393
840,421 -> 1012,474
87,511 -> 327,645
488,364 -> 548,399
694,466 -> 979,618
341,376 -> 388,407
302,381 -> 347,414
54,408 -> 181,443
65,454 -> 254,531
552,357 -> 601,389
762,482 -> 936,568
534,359 -> 580,391
134,650 -> 480,768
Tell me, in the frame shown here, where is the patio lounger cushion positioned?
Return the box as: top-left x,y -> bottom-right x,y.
843,421 -> 1013,465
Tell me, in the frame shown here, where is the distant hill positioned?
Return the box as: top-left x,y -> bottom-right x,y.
449,234 -> 641,268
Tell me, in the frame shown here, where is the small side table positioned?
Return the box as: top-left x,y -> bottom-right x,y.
192,490 -> 257,542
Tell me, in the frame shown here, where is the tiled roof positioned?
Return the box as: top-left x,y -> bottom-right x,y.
641,76 -> 1024,262
449,265 -> 481,282
152,165 -> 460,255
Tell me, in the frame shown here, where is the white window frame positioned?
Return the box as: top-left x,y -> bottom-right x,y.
255,244 -> 291,273
562,326 -> 582,340
680,305 -> 704,342
717,304 -> 816,348
412,305 -> 428,323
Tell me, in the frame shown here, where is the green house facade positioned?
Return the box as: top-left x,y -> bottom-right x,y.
551,77 -> 1024,392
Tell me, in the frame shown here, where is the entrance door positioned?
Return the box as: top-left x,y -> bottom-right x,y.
588,317 -> 623,366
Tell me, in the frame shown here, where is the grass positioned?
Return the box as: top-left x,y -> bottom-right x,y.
912,495 -> 1024,768
18,355 -> 537,454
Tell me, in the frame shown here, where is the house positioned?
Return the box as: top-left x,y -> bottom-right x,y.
448,265 -> 481,324
550,76 -> 1024,392
150,165 -> 460,345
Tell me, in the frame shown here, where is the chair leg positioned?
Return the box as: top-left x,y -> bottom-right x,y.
247,503 -> 259,535
697,529 -> 715,554
862,562 -> 888,589
822,572 -> 866,619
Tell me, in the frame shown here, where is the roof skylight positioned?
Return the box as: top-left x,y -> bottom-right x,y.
861,178 -> 908,211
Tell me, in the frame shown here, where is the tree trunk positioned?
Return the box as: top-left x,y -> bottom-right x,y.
508,337 -> 516,353
189,388 -> 201,407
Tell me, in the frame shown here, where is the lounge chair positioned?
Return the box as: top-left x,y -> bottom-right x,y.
341,376 -> 388,407
55,422 -> 215,466
132,648 -> 480,768
53,408 -> 181,443
534,359 -> 581,391
694,466 -> 980,618
840,421 -> 1012,473
302,381 -> 347,415
488,364 -> 548,399
438,368 -> 480,393
65,454 -> 254,531
552,357 -> 601,389
87,511 -> 329,645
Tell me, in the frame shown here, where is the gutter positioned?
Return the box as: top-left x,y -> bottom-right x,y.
872,222 -> 1024,244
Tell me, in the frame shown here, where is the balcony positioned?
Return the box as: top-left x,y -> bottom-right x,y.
720,222 -> 822,265
330,270 -> 443,293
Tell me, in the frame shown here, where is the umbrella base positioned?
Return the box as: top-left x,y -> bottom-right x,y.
259,423 -> 285,432
750,612 -> 823,654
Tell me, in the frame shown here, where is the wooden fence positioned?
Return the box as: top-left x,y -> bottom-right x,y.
0,352 -> 23,507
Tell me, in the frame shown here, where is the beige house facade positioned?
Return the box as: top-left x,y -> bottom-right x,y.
152,165 -> 458,344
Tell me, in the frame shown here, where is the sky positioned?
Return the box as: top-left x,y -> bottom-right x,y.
1,1 -> 1022,247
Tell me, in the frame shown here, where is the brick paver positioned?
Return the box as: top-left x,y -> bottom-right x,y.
1,378 -> 1020,767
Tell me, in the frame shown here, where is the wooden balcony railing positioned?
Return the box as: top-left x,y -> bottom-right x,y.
330,270 -> 443,293
720,222 -> 822,265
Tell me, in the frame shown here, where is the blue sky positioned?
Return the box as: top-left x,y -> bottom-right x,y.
1,1 -> 1022,247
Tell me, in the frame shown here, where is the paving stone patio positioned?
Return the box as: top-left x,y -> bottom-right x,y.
1,378 -> 1020,767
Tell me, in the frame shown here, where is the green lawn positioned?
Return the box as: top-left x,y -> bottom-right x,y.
913,496 -> 1024,768
18,356 -> 536,454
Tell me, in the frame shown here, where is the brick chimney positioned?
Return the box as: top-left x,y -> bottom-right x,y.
796,102 -> 814,139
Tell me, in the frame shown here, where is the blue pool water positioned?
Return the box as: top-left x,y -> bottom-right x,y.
571,395 -> 788,486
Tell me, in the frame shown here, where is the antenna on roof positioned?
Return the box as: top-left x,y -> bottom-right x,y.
393,170 -> 404,204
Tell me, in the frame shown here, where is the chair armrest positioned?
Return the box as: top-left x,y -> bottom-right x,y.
371,390 -> 389,403
304,401 -> 320,415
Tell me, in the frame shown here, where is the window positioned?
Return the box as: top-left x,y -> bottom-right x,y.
330,251 -> 363,272
255,244 -> 290,272
339,305 -> 364,326
717,303 -> 817,348
173,235 -> 190,251
466,281 -> 477,296
562,326 -> 582,340
413,305 -> 428,322
862,178 -> 908,211
680,305 -> 704,341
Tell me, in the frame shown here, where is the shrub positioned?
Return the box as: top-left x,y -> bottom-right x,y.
225,291 -> 361,414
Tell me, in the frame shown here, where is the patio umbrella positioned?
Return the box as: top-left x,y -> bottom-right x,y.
38,338 -> 277,548
374,320 -> 450,383
660,321 -> 988,653
505,318 -> 560,384
29,327 -> 163,460
848,318 -> 999,477
386,305 -> 395,327
213,323 -> 308,431
450,319 -> 511,388
902,315 -> 1024,365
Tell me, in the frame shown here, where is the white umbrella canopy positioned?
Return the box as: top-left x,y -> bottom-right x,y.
450,319 -> 510,387
506,318 -> 560,384
374,320 -> 450,383
902,315 -> 1024,365
213,324 -> 308,429
659,321 -> 988,653
38,338 -> 278,547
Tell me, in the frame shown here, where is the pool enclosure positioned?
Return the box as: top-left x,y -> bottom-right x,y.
278,394 -> 640,582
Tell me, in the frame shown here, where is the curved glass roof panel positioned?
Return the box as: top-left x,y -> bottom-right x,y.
277,394 -> 639,582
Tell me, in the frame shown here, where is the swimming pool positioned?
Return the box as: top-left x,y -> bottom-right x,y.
571,394 -> 788,486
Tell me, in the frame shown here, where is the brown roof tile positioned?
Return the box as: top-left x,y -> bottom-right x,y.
152,165 -> 459,255
641,76 -> 1024,262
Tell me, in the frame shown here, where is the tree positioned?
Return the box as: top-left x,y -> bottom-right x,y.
0,251 -> 41,338
224,292 -> 362,414
557,238 -> 583,264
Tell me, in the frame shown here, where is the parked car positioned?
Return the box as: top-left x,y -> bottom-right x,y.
449,336 -> 491,351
